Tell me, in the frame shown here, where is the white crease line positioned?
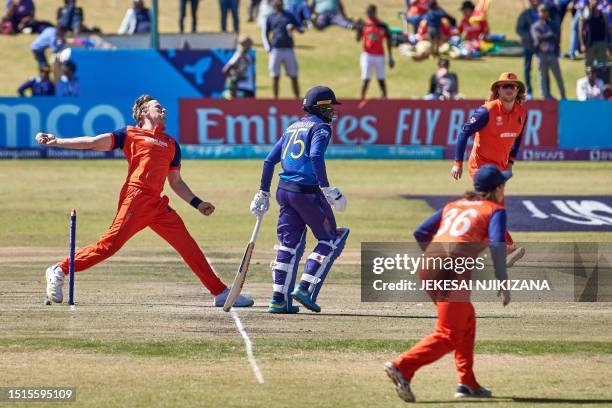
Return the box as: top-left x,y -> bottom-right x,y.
231,309 -> 264,384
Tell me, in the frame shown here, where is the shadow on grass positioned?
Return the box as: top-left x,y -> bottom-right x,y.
419,396 -> 612,404
511,397 -> 612,404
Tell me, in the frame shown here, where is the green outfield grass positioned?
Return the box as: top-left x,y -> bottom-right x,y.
0,0 -> 590,98
2,337 -> 611,357
1,160 -> 611,248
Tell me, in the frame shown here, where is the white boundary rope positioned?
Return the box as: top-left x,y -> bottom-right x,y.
231,310 -> 264,384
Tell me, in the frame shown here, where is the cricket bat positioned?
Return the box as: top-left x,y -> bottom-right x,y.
223,214 -> 264,312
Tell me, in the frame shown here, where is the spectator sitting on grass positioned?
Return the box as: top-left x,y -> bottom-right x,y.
31,23 -> 66,68
576,66 -> 605,100
405,0 -> 429,33
457,0 -> 488,41
2,0 -> 34,33
118,0 -> 151,34
425,58 -> 459,100
284,0 -> 311,28
17,65 -> 54,96
56,60 -> 80,96
311,0 -> 354,30
222,35 -> 255,99
603,84 -> 612,99
422,0 -> 454,56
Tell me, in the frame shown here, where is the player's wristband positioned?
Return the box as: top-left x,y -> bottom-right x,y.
454,160 -> 463,167
190,197 -> 203,209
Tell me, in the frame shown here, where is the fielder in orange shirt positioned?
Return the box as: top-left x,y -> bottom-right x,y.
451,72 -> 527,267
36,95 -> 253,308
384,164 -> 512,403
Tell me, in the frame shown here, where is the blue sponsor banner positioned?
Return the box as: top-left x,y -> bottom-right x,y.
407,195 -> 612,232
70,48 -> 255,99
0,98 -> 135,148
559,100 -> 612,148
181,145 -> 443,159
1,145 -> 442,159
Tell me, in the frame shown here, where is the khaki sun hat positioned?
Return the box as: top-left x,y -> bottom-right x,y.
490,72 -> 525,94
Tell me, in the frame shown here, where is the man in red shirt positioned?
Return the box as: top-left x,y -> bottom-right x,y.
36,94 -> 254,308
450,72 -> 527,267
357,4 -> 394,99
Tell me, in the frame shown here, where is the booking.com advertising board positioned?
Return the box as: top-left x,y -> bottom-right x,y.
1,98 -> 611,159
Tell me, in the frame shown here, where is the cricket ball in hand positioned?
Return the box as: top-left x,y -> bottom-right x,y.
35,133 -> 46,143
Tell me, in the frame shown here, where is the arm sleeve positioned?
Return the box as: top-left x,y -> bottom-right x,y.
259,138 -> 283,192
576,79 -> 586,101
516,12 -> 526,37
449,73 -> 458,94
488,209 -> 508,281
413,209 -> 443,251
170,141 -> 181,170
290,13 -> 304,32
509,122 -> 525,161
530,23 -> 540,47
118,9 -> 132,34
264,17 -> 272,50
429,74 -> 436,94
17,79 -> 33,96
111,127 -> 127,150
454,107 -> 489,162
310,126 -> 331,188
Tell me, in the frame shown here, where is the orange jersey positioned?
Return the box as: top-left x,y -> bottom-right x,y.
467,100 -> 526,178
432,198 -> 504,245
111,125 -> 181,196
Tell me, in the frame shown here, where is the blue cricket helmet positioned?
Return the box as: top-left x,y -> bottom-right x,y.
303,86 -> 341,110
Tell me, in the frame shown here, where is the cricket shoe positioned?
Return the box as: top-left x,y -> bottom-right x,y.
213,288 -> 254,308
454,384 -> 492,399
290,287 -> 321,313
267,299 -> 299,314
384,362 -> 415,403
45,264 -> 65,303
506,246 -> 525,268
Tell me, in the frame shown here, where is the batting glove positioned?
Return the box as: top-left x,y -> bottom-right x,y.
322,187 -> 347,212
250,190 -> 270,216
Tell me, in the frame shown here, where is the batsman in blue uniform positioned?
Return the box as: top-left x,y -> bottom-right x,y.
251,86 -> 350,314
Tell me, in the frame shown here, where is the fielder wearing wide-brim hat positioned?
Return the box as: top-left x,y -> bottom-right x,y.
490,72 -> 526,94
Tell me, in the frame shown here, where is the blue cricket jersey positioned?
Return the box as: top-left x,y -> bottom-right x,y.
260,114 -> 331,192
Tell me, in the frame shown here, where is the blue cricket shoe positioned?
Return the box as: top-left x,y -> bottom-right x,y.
290,287 -> 321,313
213,288 -> 254,307
454,384 -> 492,399
267,299 -> 299,314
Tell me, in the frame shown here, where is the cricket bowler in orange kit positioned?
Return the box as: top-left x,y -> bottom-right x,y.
450,72 -> 527,267
36,95 -> 253,308
384,164 -> 512,403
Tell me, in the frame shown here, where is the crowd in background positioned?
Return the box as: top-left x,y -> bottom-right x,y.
2,0 -> 610,100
